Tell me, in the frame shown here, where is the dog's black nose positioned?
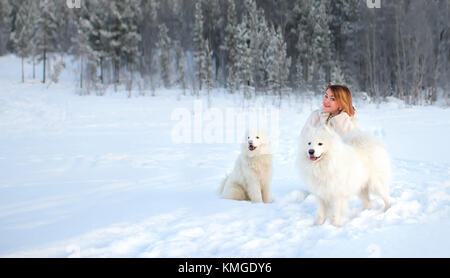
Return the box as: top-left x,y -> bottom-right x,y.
308,149 -> 314,155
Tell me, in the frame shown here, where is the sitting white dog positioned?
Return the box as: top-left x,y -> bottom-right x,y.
299,126 -> 391,226
218,129 -> 273,203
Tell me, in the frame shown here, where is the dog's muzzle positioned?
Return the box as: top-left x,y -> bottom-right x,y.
248,144 -> 257,151
308,149 -> 321,161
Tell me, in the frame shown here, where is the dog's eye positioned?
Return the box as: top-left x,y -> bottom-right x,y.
318,143 -> 323,146
256,136 -> 259,139
308,142 -> 311,145
248,137 -> 250,139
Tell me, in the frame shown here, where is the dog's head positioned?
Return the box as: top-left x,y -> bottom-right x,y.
242,129 -> 272,157
301,126 -> 339,162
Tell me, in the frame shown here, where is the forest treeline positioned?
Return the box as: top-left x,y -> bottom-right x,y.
0,0 -> 448,104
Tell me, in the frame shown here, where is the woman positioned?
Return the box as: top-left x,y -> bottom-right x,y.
301,84 -> 359,137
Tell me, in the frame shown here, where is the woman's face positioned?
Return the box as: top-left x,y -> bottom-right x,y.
323,89 -> 340,115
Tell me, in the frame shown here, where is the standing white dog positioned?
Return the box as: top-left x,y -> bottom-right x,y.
218,129 -> 273,203
299,126 -> 391,226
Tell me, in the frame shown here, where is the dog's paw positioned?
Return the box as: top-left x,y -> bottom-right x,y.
331,220 -> 343,227
314,217 -> 326,226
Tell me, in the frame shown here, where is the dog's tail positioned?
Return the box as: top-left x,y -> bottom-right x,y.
217,174 -> 229,196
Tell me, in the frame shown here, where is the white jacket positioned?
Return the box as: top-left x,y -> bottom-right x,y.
301,109 -> 359,137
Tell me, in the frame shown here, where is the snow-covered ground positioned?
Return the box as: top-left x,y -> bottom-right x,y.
0,55 -> 449,258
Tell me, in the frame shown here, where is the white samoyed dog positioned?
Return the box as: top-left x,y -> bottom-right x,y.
218,129 -> 273,203
299,126 -> 391,226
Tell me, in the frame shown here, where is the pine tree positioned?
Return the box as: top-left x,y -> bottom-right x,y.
85,0 -> 109,84
311,0 -> 332,90
263,25 -> 278,92
244,0 -> 269,91
265,25 -> 291,96
274,26 -> 292,95
28,0 -> 40,80
330,60 -> 346,85
0,0 -> 11,55
203,0 -> 222,84
193,0 -> 205,92
174,41 -> 186,95
0,0 -> 10,26
224,0 -> 238,94
295,55 -> 305,91
10,0 -> 34,83
294,0 -> 314,90
76,14 -> 99,93
236,15 -> 253,98
158,24 -> 171,88
109,0 -> 142,85
204,39 -> 215,94
35,0 -> 59,83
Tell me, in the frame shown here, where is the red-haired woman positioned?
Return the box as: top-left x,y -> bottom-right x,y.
301,85 -> 359,137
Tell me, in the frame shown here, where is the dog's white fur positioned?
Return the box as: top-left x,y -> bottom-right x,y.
299,126 -> 391,226
218,129 -> 273,203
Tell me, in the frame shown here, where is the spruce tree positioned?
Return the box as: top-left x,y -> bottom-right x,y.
224,0 -> 238,94
10,0 -> 34,82
236,15 -> 253,98
35,0 -> 59,83
109,0 -> 141,85
158,24 -> 171,88
76,15 -> 99,93
175,41 -> 186,95
0,0 -> 11,55
274,26 -> 291,96
311,0 -> 332,89
193,0 -> 205,92
204,39 -> 215,94
294,0 -> 314,90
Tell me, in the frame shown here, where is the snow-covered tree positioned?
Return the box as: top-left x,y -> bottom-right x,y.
224,0 -> 238,94
10,0 -> 34,82
204,39 -> 215,94
75,17 -> 99,93
35,0 -> 59,83
330,60 -> 346,85
0,0 -> 11,55
244,0 -> 269,91
108,0 -> 142,84
266,25 -> 291,96
83,0 -> 109,84
0,0 -> 10,25
193,0 -> 205,92
295,55 -> 305,91
274,26 -> 292,95
294,0 -> 315,90
174,41 -> 186,95
311,0 -> 332,89
73,0 -> 112,92
158,24 -> 171,88
235,16 -> 253,98
203,0 -> 223,84
234,0 -> 272,96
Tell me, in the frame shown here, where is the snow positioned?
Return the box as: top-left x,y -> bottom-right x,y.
0,55 -> 449,258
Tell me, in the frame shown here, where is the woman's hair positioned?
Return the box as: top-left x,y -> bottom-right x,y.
326,84 -> 355,117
